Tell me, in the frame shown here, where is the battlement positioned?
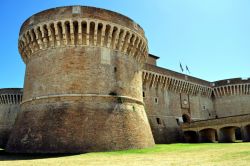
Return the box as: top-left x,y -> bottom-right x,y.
18,6 -> 148,64
143,62 -> 250,98
211,78 -> 250,98
213,78 -> 250,86
0,88 -> 23,104
143,64 -> 213,97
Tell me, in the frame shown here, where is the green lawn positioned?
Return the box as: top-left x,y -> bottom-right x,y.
1,143 -> 250,166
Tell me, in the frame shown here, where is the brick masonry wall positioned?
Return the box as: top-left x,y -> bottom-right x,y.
7,46 -> 154,153
0,104 -> 20,148
143,80 -> 215,143
7,97 -> 153,153
7,6 -> 154,153
0,88 -> 22,148
214,95 -> 250,117
22,47 -> 144,100
3,6 -> 250,149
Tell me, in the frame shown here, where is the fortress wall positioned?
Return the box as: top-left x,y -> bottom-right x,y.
144,89 -> 214,143
189,94 -> 215,120
3,6 -> 249,149
0,89 -> 22,148
142,67 -> 215,143
215,95 -> 250,117
0,105 -> 20,148
143,81 -> 182,143
22,47 -> 144,101
213,78 -> 250,117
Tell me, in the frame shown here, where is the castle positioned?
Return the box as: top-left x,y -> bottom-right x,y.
0,6 -> 250,153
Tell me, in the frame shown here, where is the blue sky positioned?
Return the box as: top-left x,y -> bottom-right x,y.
0,0 -> 250,88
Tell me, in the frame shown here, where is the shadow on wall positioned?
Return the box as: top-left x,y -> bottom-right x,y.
0,149 -> 79,161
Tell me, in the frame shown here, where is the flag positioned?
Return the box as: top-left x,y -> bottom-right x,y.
179,62 -> 184,72
186,65 -> 190,74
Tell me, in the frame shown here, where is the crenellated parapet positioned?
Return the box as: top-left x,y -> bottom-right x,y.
142,71 -> 250,98
18,6 -> 148,64
142,70 -> 213,97
212,78 -> 250,98
143,64 -> 250,99
0,88 -> 23,105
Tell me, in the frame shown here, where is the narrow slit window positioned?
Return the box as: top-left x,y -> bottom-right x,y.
154,97 -> 158,104
156,118 -> 161,125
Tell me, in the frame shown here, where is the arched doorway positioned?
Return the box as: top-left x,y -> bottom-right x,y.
199,128 -> 217,143
219,126 -> 237,143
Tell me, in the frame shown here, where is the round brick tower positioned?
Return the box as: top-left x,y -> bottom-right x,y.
6,6 -> 154,153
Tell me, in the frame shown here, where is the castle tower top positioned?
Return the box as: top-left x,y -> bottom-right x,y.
18,6 -> 148,64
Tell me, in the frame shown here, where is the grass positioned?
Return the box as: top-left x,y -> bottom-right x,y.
1,143 -> 250,166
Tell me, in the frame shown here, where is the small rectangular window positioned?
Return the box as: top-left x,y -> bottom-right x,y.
202,105 -> 206,110
143,91 -> 145,98
156,118 -> 161,125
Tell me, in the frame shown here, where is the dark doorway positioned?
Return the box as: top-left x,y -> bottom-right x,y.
184,131 -> 199,143
235,127 -> 242,140
182,114 -> 191,123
